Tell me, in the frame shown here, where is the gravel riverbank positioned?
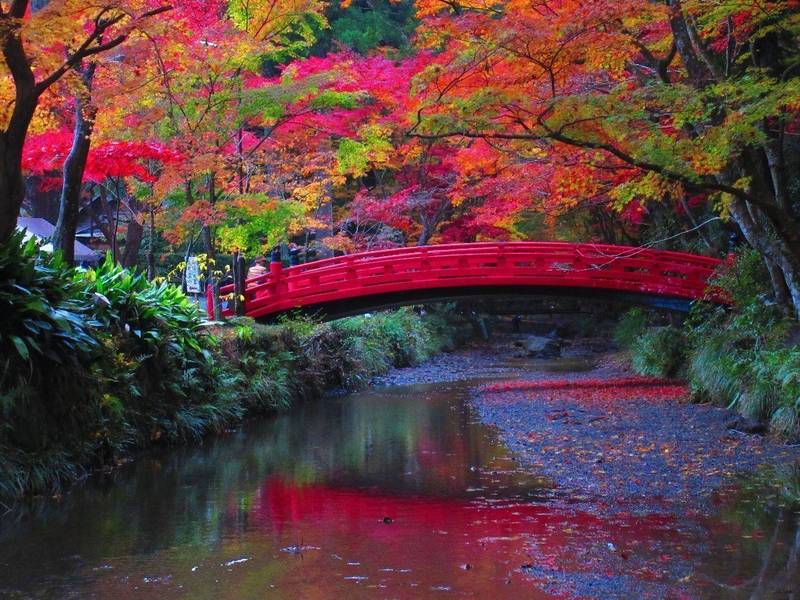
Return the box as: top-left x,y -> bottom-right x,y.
377,336 -> 800,510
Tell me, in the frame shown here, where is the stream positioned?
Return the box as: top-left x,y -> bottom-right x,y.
0,353 -> 798,599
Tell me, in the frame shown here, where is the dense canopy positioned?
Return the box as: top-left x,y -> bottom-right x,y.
1,0 -> 799,311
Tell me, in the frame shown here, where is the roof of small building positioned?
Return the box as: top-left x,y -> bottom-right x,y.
17,217 -> 100,264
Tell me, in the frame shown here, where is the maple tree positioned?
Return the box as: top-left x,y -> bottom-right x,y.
122,0 -> 335,267
0,0 -> 171,245
271,50 -> 476,248
23,129 -> 181,266
407,0 -> 800,314
2,0 -> 333,263
274,36 -> 660,249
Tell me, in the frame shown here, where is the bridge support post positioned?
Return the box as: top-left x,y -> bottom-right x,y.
205,278 -> 214,317
270,246 -> 283,296
206,276 -> 222,321
289,247 -> 300,266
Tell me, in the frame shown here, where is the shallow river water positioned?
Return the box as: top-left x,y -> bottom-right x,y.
0,373 -> 798,599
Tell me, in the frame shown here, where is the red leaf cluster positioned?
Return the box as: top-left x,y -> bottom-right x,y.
481,377 -> 689,404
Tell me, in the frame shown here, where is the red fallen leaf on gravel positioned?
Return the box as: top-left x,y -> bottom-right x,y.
481,376 -> 682,393
547,411 -> 570,421
480,377 -> 689,404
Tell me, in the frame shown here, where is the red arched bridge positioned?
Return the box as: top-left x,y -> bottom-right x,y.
208,242 -> 723,321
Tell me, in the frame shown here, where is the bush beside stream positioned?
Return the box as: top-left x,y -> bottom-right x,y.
618,249 -> 800,441
0,233 -> 470,507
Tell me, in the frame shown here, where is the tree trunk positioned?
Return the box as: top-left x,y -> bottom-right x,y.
667,0 -> 713,85
200,225 -> 214,260
0,3 -> 39,243
52,64 -> 97,263
90,185 -> 122,260
418,219 -> 434,246
680,197 -> 717,252
764,257 -> 791,312
722,149 -> 800,316
0,103 -> 37,242
762,132 -> 792,216
146,209 -> 156,280
0,1 -> 168,244
121,216 -> 143,268
0,136 -> 29,241
667,0 -> 800,317
728,198 -> 800,318
200,172 -> 217,264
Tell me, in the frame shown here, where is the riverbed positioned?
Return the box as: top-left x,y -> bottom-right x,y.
0,341 -> 798,599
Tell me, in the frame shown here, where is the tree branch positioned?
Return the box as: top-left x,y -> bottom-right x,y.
34,5 -> 172,96
407,119 -> 758,205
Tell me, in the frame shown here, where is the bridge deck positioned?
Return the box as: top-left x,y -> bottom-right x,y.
209,242 -> 724,320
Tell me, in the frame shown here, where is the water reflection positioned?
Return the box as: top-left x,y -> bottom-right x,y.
0,380 -> 797,599
692,476 -> 800,599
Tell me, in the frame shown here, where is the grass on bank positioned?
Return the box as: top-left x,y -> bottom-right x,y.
0,232 -> 470,506
615,249 -> 800,441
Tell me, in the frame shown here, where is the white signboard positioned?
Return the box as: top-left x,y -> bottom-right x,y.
186,256 -> 201,293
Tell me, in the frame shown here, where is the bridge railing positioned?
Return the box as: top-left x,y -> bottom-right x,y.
210,242 -> 722,320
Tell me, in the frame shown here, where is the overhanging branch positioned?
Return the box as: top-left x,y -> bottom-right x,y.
34,5 -> 173,96
407,117 -> 758,206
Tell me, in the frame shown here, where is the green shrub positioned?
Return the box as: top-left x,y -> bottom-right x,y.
422,303 -> 472,351
710,247 -> 772,308
613,307 -> 649,350
681,248 -> 800,439
82,257 -> 238,446
217,318 -> 295,412
0,240 -> 241,502
334,310 -> 431,368
276,312 -> 317,341
686,333 -> 746,406
630,326 -> 687,377
750,348 -> 800,436
326,307 -> 469,387
770,406 -> 799,439
0,232 -> 105,496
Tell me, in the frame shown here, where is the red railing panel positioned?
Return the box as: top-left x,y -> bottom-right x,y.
210,242 -> 723,319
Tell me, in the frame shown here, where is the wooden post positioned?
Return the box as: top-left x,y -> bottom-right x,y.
213,278 -> 223,321
232,251 -> 246,317
237,254 -> 246,315
232,251 -> 241,316
270,246 -> 283,296
206,276 -> 223,321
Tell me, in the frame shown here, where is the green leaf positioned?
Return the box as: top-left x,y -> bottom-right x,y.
10,336 -> 29,361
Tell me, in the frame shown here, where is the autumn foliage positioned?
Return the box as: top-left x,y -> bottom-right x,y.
1,0 -> 799,312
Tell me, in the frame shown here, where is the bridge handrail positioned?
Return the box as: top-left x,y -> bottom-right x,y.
213,242 -> 723,319
281,242 -> 719,274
